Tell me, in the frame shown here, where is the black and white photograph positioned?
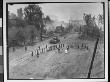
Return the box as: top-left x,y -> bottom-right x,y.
3,0 -> 108,81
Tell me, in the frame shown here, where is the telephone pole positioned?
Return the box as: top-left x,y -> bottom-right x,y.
87,38 -> 99,78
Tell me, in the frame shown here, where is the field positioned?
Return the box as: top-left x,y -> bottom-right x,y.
9,32 -> 104,79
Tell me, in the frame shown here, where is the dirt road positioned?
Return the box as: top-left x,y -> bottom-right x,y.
9,33 -> 104,79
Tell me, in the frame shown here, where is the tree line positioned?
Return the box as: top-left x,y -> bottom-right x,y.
76,13 -> 104,40
8,4 -> 104,48
8,4 -> 53,47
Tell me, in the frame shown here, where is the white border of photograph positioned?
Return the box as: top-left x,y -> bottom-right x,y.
3,0 -> 108,82
0,18 -> 2,27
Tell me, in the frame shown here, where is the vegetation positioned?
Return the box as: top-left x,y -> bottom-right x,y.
8,4 -> 104,48
78,13 -> 104,40
8,4 -> 45,47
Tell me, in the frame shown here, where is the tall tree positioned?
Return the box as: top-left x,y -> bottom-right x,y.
97,14 -> 104,31
82,13 -> 100,39
83,13 -> 96,27
24,4 -> 43,30
24,4 -> 44,41
98,14 -> 104,25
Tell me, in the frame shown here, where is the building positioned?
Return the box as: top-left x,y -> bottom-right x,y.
70,20 -> 86,27
17,8 -> 23,20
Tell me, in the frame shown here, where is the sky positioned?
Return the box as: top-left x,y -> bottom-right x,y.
8,3 -> 103,23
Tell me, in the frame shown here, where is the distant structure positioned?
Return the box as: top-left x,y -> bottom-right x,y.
70,20 -> 86,27
8,13 -> 17,26
17,8 -> 23,20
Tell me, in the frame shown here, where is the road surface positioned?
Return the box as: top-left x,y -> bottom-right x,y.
9,33 -> 104,79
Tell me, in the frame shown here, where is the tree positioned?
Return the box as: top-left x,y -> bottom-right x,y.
98,14 -> 104,31
45,16 -> 51,23
17,8 -> 23,20
98,14 -> 104,25
24,4 -> 44,41
24,4 -> 44,30
15,19 -> 26,28
30,30 -> 36,43
82,14 -> 101,40
83,13 -> 96,27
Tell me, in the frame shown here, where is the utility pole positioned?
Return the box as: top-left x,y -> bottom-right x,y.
87,38 -> 99,78
87,2 -> 104,79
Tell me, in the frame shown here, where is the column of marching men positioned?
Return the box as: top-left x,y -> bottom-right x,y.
27,42 -> 90,58
10,42 -> 90,68
30,43 -> 65,58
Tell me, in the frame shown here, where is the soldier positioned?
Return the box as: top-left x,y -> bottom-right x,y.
42,48 -> 43,53
58,44 -> 61,49
52,45 -> 55,50
77,45 -> 79,49
38,46 -> 40,49
81,43 -> 83,48
86,45 -> 90,51
13,47 -> 15,52
86,45 -> 88,50
31,51 -> 33,56
61,44 -> 64,48
46,45 -> 47,49
84,43 -> 86,49
67,45 -> 69,51
53,45 -> 57,50
62,44 -> 65,47
49,46 -> 53,51
57,48 -> 60,53
37,50 -> 39,58
46,46 -> 50,52
25,46 -> 27,51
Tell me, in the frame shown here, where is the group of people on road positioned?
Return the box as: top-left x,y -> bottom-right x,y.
25,42 -> 90,58
77,43 -> 89,50
30,43 -> 69,58
70,42 -> 90,51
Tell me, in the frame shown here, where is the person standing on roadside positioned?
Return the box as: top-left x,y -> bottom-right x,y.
46,45 -> 47,49
25,46 -> 27,51
67,45 -> 69,51
36,50 -> 39,58
31,51 -> 33,57
38,46 -> 40,49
